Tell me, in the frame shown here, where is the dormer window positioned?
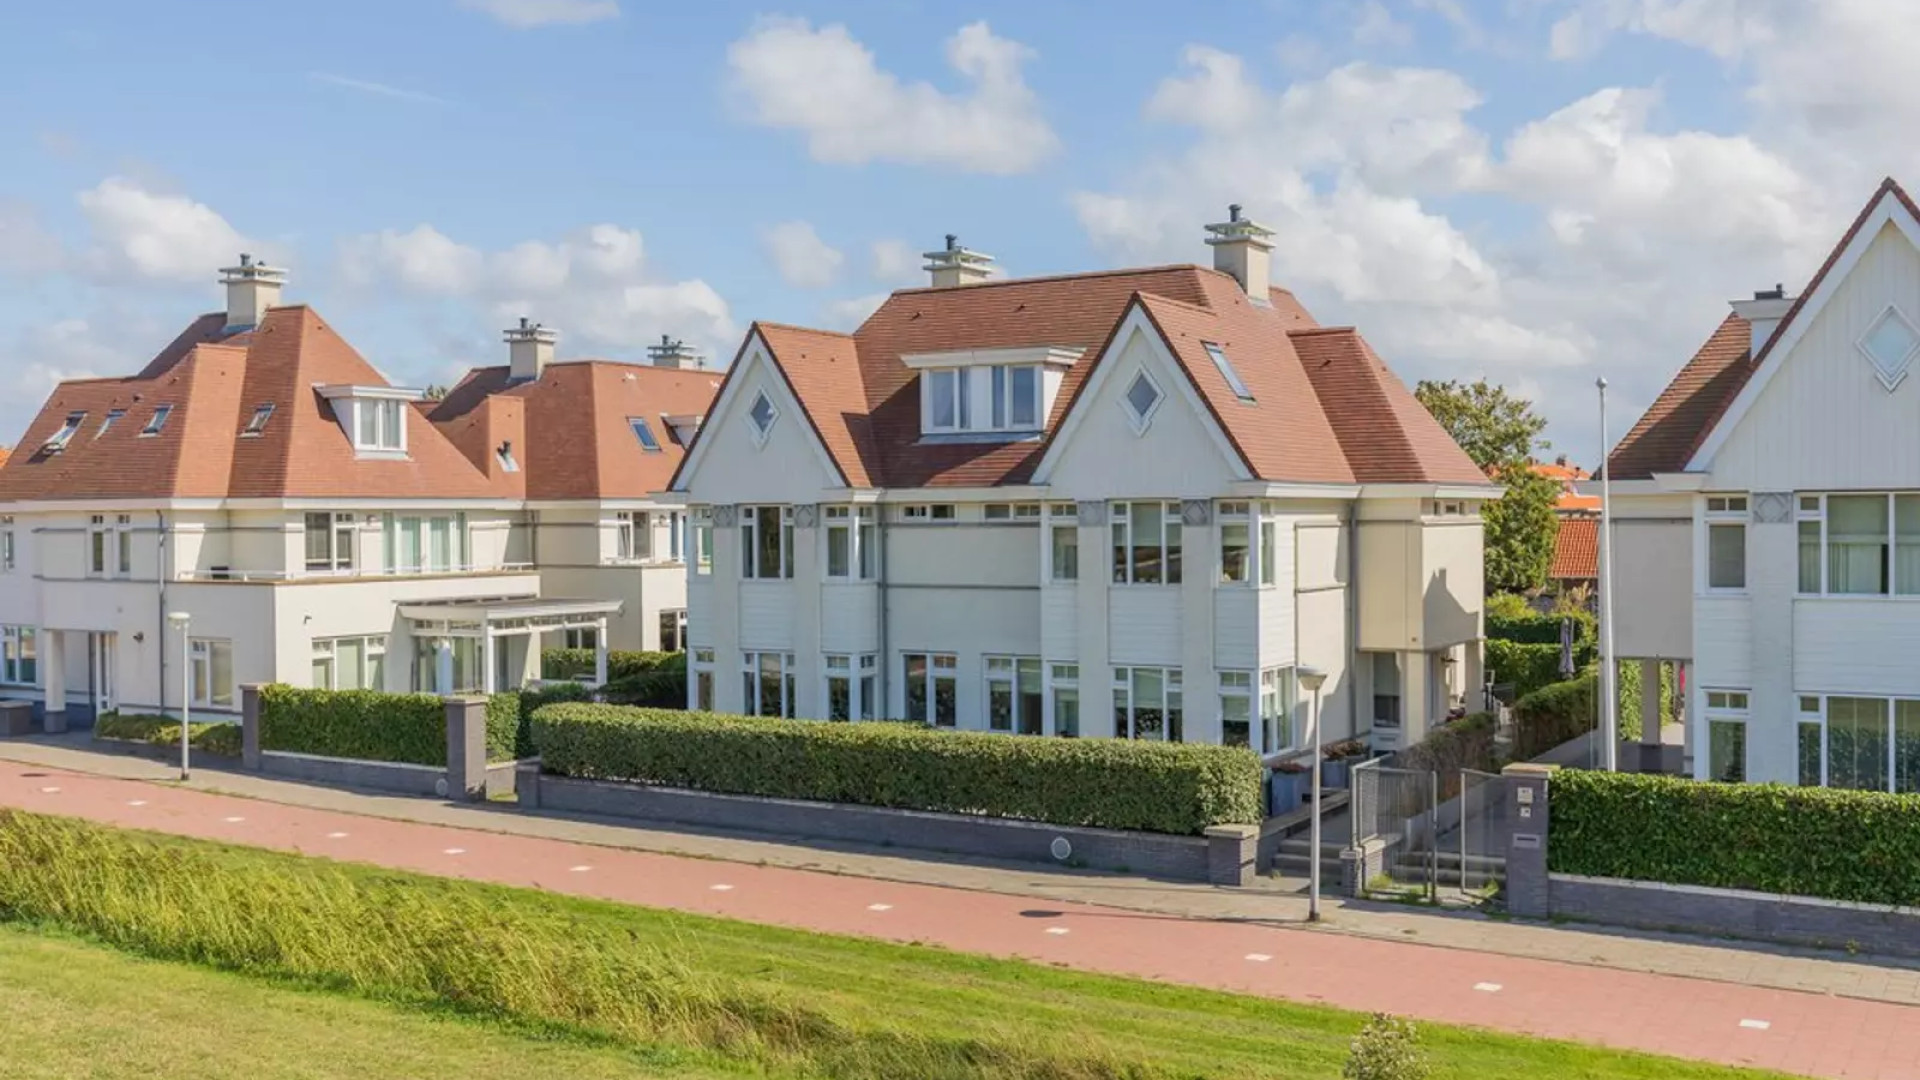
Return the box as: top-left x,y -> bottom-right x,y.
629,417 -> 662,452
316,385 -> 421,457
243,403 -> 274,436
356,399 -> 403,450
924,363 -> 1043,435
97,409 -> 125,437
140,405 -> 173,436
44,411 -> 84,452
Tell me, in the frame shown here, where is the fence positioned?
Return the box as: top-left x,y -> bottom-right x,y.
1350,758 -> 1436,900
1454,768 -> 1509,896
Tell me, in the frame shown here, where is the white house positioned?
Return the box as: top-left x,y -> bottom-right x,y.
667,210 -> 1497,754
0,258 -> 711,728
1604,177 -> 1920,790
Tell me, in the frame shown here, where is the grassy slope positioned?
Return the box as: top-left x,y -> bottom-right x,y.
0,925 -> 755,1080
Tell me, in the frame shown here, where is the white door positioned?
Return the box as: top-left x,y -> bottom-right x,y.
92,633 -> 116,715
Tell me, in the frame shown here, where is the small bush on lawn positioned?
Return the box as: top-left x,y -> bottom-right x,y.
1550,769 -> 1920,906
93,712 -> 241,757
258,685 -> 444,767
1344,1014 -> 1430,1080
532,703 -> 1262,835
541,648 -> 681,682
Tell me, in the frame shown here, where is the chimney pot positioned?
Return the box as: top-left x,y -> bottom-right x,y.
646,335 -> 704,369
503,318 -> 558,381
1204,205 -> 1276,303
1228,203 -> 1242,222
218,254 -> 288,330
923,234 -> 995,287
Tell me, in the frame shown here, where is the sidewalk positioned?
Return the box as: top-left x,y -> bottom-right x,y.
2,739 -> 1918,1077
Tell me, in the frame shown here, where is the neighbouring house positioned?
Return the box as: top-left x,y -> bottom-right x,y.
1549,515 -> 1599,595
1601,177 -> 1920,789
0,256 -> 699,728
666,209 -> 1497,755
1535,456 -> 1600,514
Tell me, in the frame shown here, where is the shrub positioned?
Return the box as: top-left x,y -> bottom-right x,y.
1615,660 -> 1677,743
1399,713 -> 1498,799
602,667 -> 688,709
1484,590 -> 1533,622
483,692 -> 524,763
1549,769 -> 1920,906
541,648 -> 681,682
93,712 -> 241,757
257,685 -> 444,767
1486,606 -> 1595,647
531,703 -> 1262,835
1484,638 -> 1581,702
1344,1014 -> 1430,1080
1511,673 -> 1596,761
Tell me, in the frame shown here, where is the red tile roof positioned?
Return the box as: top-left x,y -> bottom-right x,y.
1551,515 -> 1599,580
1530,460 -> 1601,512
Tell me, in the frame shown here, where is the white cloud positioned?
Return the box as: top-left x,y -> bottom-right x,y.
76,178 -> 250,284
822,292 -> 889,330
726,17 -> 1058,174
869,238 -> 921,283
1353,0 -> 1415,47
762,221 -> 844,289
457,0 -> 618,28
309,72 -> 448,106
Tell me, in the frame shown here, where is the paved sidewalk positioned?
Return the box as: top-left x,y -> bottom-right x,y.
1,750 -> 1918,1077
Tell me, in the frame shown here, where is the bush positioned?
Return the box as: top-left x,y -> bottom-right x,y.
602,667 -> 689,709
541,648 -> 681,682
257,685 -> 445,767
1550,769 -> 1920,906
1486,606 -> 1595,647
531,704 -> 1262,835
1483,639 -> 1571,702
1399,713 -> 1498,799
1344,1014 -> 1430,1080
1615,660 -> 1677,742
483,693 -> 524,763
1511,674 -> 1596,760
93,712 -> 241,757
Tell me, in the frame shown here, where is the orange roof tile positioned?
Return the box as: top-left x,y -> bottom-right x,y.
1551,515 -> 1599,580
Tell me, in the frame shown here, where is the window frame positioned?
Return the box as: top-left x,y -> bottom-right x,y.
1219,670 -> 1253,748
690,648 -> 715,711
351,399 -> 406,453
984,655 -> 1043,735
628,417 -> 662,452
304,512 -> 356,574
1109,500 -> 1184,585
1704,493 -> 1748,592
1112,665 -> 1184,742
1202,342 -> 1255,404
97,409 -> 125,438
922,364 -> 1041,436
1218,501 -> 1251,585
823,505 -> 878,581
690,508 -> 713,576
1261,666 -> 1296,754
742,651 -> 797,719
1047,505 -> 1079,584
45,411 -> 86,452
1048,662 -> 1080,737
902,652 -> 958,727
189,637 -> 236,710
0,516 -> 14,573
242,402 -> 275,436
658,609 -> 687,653
1702,687 -> 1750,784
140,404 -> 173,437
740,505 -> 794,580
0,626 -> 36,686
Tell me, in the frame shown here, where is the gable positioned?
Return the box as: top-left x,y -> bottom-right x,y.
671,334 -> 845,502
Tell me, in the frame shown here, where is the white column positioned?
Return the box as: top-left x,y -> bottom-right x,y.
482,632 -> 498,694
435,639 -> 453,695
593,618 -> 609,686
1463,640 -> 1485,715
1401,650 -> 1430,745
1640,658 -> 1663,754
40,629 -> 66,719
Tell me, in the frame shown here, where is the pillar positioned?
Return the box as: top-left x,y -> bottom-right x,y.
435,639 -> 453,696
1639,658 -> 1663,771
240,683 -> 263,769
592,618 -> 609,686
1502,762 -> 1555,919
40,629 -> 66,733
482,632 -> 497,694
442,695 -> 487,801
1463,639 -> 1486,715
1401,650 -> 1430,746
1204,823 -> 1259,887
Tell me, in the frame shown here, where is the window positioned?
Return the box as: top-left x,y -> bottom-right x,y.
1219,501 -> 1250,584
984,503 -> 1041,520
383,514 -> 424,573
628,417 -> 662,452
304,512 -> 355,573
1703,689 -> 1748,784
824,653 -> 879,722
667,511 -> 684,561
1202,342 -> 1254,404
190,638 -> 235,709
903,652 -> 957,727
1122,371 -> 1162,432
1828,494 -> 1888,595
986,657 -> 1043,735
1,626 -> 35,685
1827,696 -> 1891,792
1792,493 -> 1920,595
97,409 -> 125,438
1049,517 -> 1078,582
824,506 -> 877,580
1371,652 -> 1402,729
1113,666 -> 1183,741
1220,671 -> 1253,747
88,515 -> 107,577
1799,700 -> 1825,789
413,637 -> 480,694
743,652 -> 796,718
243,403 -> 274,436
1705,495 -> 1747,590
141,405 -> 173,436
562,626 -> 598,651
921,364 -> 1044,435
746,391 -> 779,444
44,411 -> 84,452
1261,667 -> 1295,753
1050,663 -> 1079,737
691,508 -> 713,575
1007,366 -> 1040,428
312,635 -> 385,691
616,511 -> 650,561
1260,513 -> 1279,587
899,504 -> 956,522
1859,305 -> 1920,387
496,443 -> 519,472
353,399 -> 404,452
926,368 -> 968,431
741,505 -> 794,579
1,517 -> 13,573
691,649 -> 715,711
115,514 -> 132,575
658,609 -> 686,653
1110,501 -> 1183,584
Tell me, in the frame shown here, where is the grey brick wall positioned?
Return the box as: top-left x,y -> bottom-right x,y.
1551,875 -> 1920,958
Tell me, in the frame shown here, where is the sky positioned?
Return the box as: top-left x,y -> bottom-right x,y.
0,0 -> 1912,465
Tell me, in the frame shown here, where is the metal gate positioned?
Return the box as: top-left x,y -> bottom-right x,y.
1455,769 -> 1509,899
1350,759 -> 1436,901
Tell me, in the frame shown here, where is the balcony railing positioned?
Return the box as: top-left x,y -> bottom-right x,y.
175,561 -> 536,583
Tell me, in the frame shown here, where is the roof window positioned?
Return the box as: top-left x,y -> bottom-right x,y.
140,405 -> 173,437
97,409 -> 126,438
496,440 -> 519,473
44,411 -> 85,453
629,417 -> 662,452
1202,342 -> 1254,404
242,403 -> 274,436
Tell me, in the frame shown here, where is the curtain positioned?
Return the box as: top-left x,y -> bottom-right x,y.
1828,495 -> 1889,595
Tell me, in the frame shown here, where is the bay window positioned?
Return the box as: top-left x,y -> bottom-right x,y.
1113,666 -> 1183,741
743,651 -> 796,718
741,505 -> 794,579
903,652 -> 957,726
1050,663 -> 1079,737
1705,495 -> 1747,590
1261,667 -> 1295,753
986,656 -> 1042,734
1218,502 -> 1250,584
1111,501 -> 1183,584
1219,671 -> 1252,747
824,506 -> 877,580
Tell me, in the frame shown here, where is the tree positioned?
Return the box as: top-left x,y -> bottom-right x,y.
421,384 -> 449,401
1415,379 -> 1558,595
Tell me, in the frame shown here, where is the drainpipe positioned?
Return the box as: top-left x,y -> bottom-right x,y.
155,510 -> 169,719
1345,500 -> 1360,742
875,495 -> 891,719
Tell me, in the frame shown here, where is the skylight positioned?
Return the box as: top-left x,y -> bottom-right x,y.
629,417 -> 661,452
1203,342 -> 1255,404
496,441 -> 519,473
97,409 -> 126,438
141,405 -> 173,437
44,411 -> 84,453
243,403 -> 274,436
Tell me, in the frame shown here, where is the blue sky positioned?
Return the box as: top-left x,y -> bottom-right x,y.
0,1 -> 1910,460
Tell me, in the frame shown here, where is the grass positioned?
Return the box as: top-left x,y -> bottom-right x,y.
0,809 -> 1789,1080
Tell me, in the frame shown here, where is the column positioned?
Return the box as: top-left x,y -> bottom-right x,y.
1639,658 -> 1663,771
1179,500 -> 1217,745
1074,501 -> 1113,737
1463,639 -> 1485,715
435,639 -> 453,696
1400,650 -> 1430,746
482,632 -> 497,694
592,618 -> 609,686
41,629 -> 66,733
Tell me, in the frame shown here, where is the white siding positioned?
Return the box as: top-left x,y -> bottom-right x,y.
1213,588 -> 1257,669
1040,587 -> 1078,661
820,584 -> 879,653
1693,595 -> 1753,687
1108,588 -> 1183,666
737,581 -> 796,651
1042,328 -> 1241,498
1792,600 -> 1920,696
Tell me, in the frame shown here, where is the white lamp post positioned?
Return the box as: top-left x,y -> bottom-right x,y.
1596,377 -> 1619,771
1297,664 -> 1329,922
166,611 -> 191,781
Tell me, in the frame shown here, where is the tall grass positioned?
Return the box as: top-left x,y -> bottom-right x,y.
0,810 -> 1151,1080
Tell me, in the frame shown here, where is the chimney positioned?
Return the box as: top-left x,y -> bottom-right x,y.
218,253 -> 287,330
645,334 -> 704,370
504,317 -> 557,382
1729,283 -> 1793,356
1203,204 -> 1275,303
922,233 -> 995,287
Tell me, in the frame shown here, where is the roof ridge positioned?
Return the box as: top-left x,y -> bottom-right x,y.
891,262 -> 1213,296
754,319 -> 851,338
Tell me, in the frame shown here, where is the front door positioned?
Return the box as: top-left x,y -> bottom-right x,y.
92,633 -> 116,715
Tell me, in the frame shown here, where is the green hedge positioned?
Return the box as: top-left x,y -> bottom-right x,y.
1550,769 -> 1920,905
258,685 -> 447,766
603,668 -> 688,708
1486,607 -> 1595,646
1400,713 -> 1498,801
541,649 -> 681,682
93,712 -> 241,757
531,704 -> 1262,835
1483,639 -> 1575,702
1512,674 -> 1596,760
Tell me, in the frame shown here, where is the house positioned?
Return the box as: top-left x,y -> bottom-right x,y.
666,209 -> 1497,754
1535,457 -> 1600,514
0,257 -> 694,728
1602,177 -> 1920,788
1549,516 -> 1599,595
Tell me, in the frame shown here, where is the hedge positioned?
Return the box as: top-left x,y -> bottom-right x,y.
530,703 -> 1262,835
93,711 -> 242,758
1486,607 -> 1595,647
1550,769 -> 1920,906
541,648 -> 681,682
1399,713 -> 1498,800
1512,674 -> 1596,761
259,686 -> 448,766
1484,639 -> 1573,702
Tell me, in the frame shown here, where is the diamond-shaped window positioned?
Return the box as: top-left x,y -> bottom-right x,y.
1122,371 -> 1162,433
746,390 -> 778,444
1858,306 -> 1920,390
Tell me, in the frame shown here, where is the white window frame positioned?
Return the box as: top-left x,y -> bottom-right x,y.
1261,666 -> 1296,754
46,411 -> 85,452
985,655 -> 1043,735
1219,670 -> 1254,748
1120,369 -> 1163,435
1218,501 -> 1251,585
352,399 -> 406,453
984,502 -> 1041,521
1112,666 -> 1184,742
1110,500 -> 1183,585
87,515 -> 108,578
1705,493 -> 1748,593
899,504 -> 956,522
742,651 -> 797,718
690,507 -> 713,576
823,505 -> 878,581
1,516 -> 14,573
666,510 -> 684,562
628,416 -> 662,452
304,512 -> 356,574
902,652 -> 958,727
1796,492 -> 1920,597
0,626 -> 36,686
616,510 -> 651,562
690,648 -> 715,711
140,404 -> 172,437
97,409 -> 124,438
562,626 -> 598,651
311,634 -> 386,691
922,364 -> 1042,435
1048,662 -> 1080,737
243,402 -> 274,436
1202,341 -> 1254,404
745,390 -> 779,447
1259,503 -> 1280,587
823,652 -> 879,722
115,513 -> 132,576
658,608 -> 687,652
189,638 -> 235,710
1046,503 -> 1078,584
740,505 -> 794,580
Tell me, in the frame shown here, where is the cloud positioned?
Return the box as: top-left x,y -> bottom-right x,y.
1353,0 -> 1415,47
457,0 -> 618,28
726,17 -> 1058,174
309,72 -> 448,106
822,292 -> 890,330
762,221 -> 844,289
0,201 -> 66,276
75,177 -> 250,284
869,239 -> 921,283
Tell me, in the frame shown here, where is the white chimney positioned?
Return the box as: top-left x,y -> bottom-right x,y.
645,334 -> 704,369
1729,284 -> 1794,356
504,317 -> 557,382
218,253 -> 287,330
922,234 -> 995,287
1204,204 -> 1275,303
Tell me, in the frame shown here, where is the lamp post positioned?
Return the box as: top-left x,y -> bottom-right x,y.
1596,377 -> 1619,772
166,611 -> 191,781
1297,664 -> 1329,922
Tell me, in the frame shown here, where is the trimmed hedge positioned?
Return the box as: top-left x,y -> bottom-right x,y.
1484,639 -> 1570,702
93,712 -> 241,758
1550,769 -> 1920,906
1512,674 -> 1596,761
1486,607 -> 1595,646
530,703 -> 1262,835
258,685 -> 447,767
541,648 -> 681,682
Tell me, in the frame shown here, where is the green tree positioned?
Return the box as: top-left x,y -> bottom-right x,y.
1415,379 -> 1558,595
1344,1013 -> 1431,1080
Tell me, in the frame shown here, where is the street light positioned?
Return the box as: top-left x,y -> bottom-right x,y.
1297,664 -> 1329,923
166,611 -> 191,781
1596,377 -> 1619,771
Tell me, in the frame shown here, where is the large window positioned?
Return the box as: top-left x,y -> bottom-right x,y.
413,638 -> 480,694
1799,693 -> 1920,794
1113,666 -> 1183,741
1,626 -> 35,686
311,635 -> 386,691
986,656 -> 1042,735
1219,502 -> 1251,584
1703,689 -> 1748,783
741,505 -> 794,579
658,609 -> 686,653
824,506 -> 877,580
382,514 -> 465,574
903,652 -> 957,727
690,508 -> 713,575
825,653 -> 878,721
190,638 -> 235,709
1110,501 -> 1183,585
1261,667 -> 1296,753
1705,495 -> 1747,591
616,511 -> 650,561
1048,504 -> 1078,582
1797,493 -> 1920,596
1220,671 -> 1253,747
354,399 -> 404,452
1050,663 -> 1079,737
743,651 -> 796,718
304,512 -> 355,573
923,364 -> 1041,435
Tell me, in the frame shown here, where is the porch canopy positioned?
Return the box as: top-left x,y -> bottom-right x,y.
396,595 -> 623,693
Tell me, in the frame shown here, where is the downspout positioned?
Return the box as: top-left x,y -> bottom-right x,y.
1345,500 -> 1360,742
875,496 -> 891,719
156,510 -> 169,718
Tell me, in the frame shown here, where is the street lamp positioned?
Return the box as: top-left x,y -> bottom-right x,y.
1596,377 -> 1619,772
166,611 -> 191,781
1297,664 -> 1329,922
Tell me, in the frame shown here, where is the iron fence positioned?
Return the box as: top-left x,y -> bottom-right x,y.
1350,758 -> 1436,901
